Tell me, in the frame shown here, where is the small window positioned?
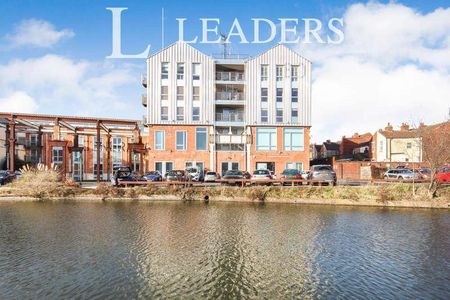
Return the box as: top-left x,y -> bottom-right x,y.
176,107 -> 184,121
276,109 -> 283,123
261,88 -> 268,102
177,63 -> 184,80
192,63 -> 200,80
291,109 -> 298,123
161,62 -> 169,79
276,65 -> 284,81
291,88 -> 298,102
193,86 -> 200,101
407,142 -> 412,149
176,131 -> 187,150
177,86 -> 184,101
161,86 -> 168,100
161,106 -> 168,121
276,88 -> 283,102
192,107 -> 200,121
155,131 -> 165,150
291,65 -> 298,82
261,65 -> 268,81
261,109 -> 268,123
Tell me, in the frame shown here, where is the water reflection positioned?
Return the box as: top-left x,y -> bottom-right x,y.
0,202 -> 449,299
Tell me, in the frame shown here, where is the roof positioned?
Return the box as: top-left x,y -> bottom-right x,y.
323,141 -> 340,151
378,130 -> 419,139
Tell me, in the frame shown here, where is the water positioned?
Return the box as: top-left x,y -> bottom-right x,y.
0,201 -> 449,299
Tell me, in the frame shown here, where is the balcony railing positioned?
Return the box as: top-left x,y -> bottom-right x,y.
215,112 -> 244,122
215,134 -> 246,144
141,94 -> 147,107
216,71 -> 244,82
141,74 -> 147,87
216,91 -> 244,101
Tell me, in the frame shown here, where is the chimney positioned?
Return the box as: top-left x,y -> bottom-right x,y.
326,139 -> 331,143
385,122 -> 393,131
352,132 -> 359,138
400,123 -> 410,131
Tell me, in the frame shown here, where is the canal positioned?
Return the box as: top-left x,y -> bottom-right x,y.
0,201 -> 449,299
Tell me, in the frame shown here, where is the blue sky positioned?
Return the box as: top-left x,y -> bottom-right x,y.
0,0 -> 449,142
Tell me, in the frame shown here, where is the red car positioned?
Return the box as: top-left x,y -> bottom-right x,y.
436,166 -> 450,184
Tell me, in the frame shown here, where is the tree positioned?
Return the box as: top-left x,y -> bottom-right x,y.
417,121 -> 450,198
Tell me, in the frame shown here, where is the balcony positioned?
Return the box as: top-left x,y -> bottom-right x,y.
215,91 -> 245,105
216,71 -> 244,82
215,134 -> 247,144
141,94 -> 147,107
141,74 -> 147,88
215,112 -> 245,126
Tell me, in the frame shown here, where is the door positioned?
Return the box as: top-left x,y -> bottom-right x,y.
72,151 -> 83,181
155,162 -> 173,176
221,162 -> 239,176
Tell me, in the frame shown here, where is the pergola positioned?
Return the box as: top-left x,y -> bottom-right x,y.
1,112 -> 146,182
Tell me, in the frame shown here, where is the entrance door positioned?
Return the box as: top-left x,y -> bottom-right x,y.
72,151 -> 83,181
155,162 -> 173,176
221,162 -> 239,176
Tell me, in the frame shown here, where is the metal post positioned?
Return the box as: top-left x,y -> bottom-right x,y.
8,119 -> 15,172
106,134 -> 111,181
37,127 -> 43,163
96,123 -> 101,183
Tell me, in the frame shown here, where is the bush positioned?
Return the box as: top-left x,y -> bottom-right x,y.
12,164 -> 62,199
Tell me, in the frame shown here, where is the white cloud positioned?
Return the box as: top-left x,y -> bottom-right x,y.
0,55 -> 143,119
0,91 -> 38,113
299,2 -> 450,142
5,19 -> 74,48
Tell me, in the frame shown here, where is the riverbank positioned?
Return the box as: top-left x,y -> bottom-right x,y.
0,184 -> 449,209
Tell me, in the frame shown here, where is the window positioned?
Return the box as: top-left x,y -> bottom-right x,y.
291,109 -> 299,123
193,87 -> 200,101
407,142 -> 412,149
155,131 -> 165,150
276,109 -> 283,123
292,88 -> 298,102
176,107 -> 184,121
112,137 -> 122,169
176,131 -> 186,150
261,109 -> 268,123
161,62 -> 169,79
286,162 -> 303,171
276,65 -> 284,81
291,65 -> 298,82
261,65 -> 268,81
192,107 -> 200,121
283,128 -> 304,151
161,86 -> 168,100
30,134 -> 38,147
261,88 -> 268,102
161,106 -> 168,121
177,86 -> 184,101
256,128 -> 277,150
276,88 -> 283,102
52,146 -> 63,165
196,128 -> 208,150
379,140 -> 384,152
177,63 -> 184,79
193,63 -> 201,80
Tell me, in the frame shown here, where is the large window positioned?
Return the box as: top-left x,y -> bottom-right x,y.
276,65 -> 284,81
192,63 -> 201,80
52,146 -> 63,165
196,128 -> 208,150
176,131 -> 187,151
155,131 -> 165,150
283,128 -> 304,151
161,62 -> 169,79
261,65 -> 268,81
112,137 -> 122,169
256,128 -> 277,151
177,63 -> 184,80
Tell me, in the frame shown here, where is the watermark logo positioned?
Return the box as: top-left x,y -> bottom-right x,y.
106,7 -> 344,59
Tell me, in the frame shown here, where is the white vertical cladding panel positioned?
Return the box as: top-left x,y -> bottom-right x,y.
245,44 -> 312,126
146,41 -> 214,125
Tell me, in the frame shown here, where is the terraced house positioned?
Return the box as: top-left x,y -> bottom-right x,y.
142,42 -> 312,175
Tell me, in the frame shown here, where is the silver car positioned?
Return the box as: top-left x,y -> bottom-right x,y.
204,171 -> 220,182
308,165 -> 337,185
251,169 -> 273,185
384,169 -> 420,180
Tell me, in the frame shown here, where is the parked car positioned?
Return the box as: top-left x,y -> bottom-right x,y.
222,170 -> 244,185
270,171 -> 277,180
436,166 -> 450,184
383,168 -> 420,180
280,169 -> 302,185
186,167 -> 203,182
251,169 -> 273,185
242,171 -> 252,179
111,166 -> 135,186
415,168 -> 431,179
142,171 -> 162,182
165,170 -> 189,182
308,165 -> 337,185
300,171 -> 310,180
0,170 -> 14,185
204,171 -> 220,182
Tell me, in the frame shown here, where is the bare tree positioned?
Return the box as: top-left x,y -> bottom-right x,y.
416,121 -> 450,198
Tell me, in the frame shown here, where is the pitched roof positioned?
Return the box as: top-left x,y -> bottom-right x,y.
323,141 -> 340,151
378,130 -> 419,139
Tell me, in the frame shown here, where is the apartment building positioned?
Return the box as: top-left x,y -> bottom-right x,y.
143,42 -> 312,175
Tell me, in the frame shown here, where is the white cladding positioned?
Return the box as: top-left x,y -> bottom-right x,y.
246,44 -> 312,126
146,42 -> 215,124
146,42 -> 311,127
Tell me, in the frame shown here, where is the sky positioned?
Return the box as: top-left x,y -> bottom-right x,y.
0,0 -> 449,142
